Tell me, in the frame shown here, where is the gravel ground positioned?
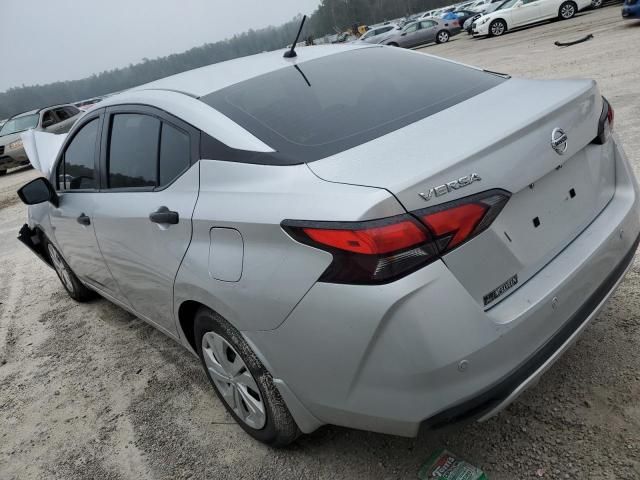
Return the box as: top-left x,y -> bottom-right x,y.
1,6 -> 639,480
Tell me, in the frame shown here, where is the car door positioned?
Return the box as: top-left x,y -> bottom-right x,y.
49,111 -> 121,297
511,0 -> 543,26
537,0 -> 560,18
418,20 -> 439,44
399,23 -> 420,47
91,105 -> 199,336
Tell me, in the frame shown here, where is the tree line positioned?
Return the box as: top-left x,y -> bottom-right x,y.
0,0 -> 451,120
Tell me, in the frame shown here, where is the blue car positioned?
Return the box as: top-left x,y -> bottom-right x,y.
622,0 -> 640,18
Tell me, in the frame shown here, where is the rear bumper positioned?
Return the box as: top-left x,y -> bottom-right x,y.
425,230 -> 639,428
246,136 -> 640,437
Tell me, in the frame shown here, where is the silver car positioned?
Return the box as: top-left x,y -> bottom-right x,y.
17,44 -> 640,446
379,19 -> 460,47
0,104 -> 82,176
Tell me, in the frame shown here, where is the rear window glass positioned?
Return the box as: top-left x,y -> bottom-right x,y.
201,47 -> 505,163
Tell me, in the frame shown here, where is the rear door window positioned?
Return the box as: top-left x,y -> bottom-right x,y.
159,123 -> 190,186
106,113 -> 191,190
108,114 -> 159,189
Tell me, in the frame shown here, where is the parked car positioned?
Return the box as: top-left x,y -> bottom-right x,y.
464,0 -> 507,33
356,24 -> 398,44
447,9 -> 479,25
469,0 -> 509,12
622,0 -> 640,18
0,104 -> 82,176
379,19 -> 460,47
473,0 -> 591,36
16,43 -> 639,447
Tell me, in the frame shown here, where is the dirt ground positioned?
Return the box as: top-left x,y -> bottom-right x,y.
1,6 -> 639,480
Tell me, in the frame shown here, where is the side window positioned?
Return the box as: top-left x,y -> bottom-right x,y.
58,118 -> 99,190
66,106 -> 80,117
55,108 -> 70,121
107,112 -> 190,190
404,23 -> 418,33
159,123 -> 190,186
42,110 -> 58,127
108,114 -> 160,189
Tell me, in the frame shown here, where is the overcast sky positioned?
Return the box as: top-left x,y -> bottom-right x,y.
0,0 -> 320,92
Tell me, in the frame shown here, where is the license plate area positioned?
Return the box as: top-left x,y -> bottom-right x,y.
495,147 -> 615,268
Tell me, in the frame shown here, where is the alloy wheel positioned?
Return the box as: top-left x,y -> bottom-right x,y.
438,31 -> 449,43
561,4 -> 575,17
491,21 -> 505,36
201,331 -> 266,429
48,244 -> 74,292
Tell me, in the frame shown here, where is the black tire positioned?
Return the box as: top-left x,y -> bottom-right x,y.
386,42 -> 399,47
591,0 -> 603,7
435,30 -> 450,44
0,170 -> 6,176
559,1 -> 577,19
489,19 -> 507,37
44,239 -> 96,302
194,307 -> 300,447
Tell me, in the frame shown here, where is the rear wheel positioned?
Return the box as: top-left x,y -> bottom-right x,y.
0,170 -> 6,176
590,0 -> 603,7
194,307 -> 300,447
436,30 -> 450,44
45,240 -> 95,302
489,19 -> 507,36
559,1 -> 577,19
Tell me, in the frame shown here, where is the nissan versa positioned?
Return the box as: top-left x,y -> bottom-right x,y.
17,44 -> 639,447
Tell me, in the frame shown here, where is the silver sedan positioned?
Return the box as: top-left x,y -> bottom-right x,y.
16,44 -> 640,446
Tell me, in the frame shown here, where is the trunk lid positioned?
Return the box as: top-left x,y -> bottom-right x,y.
307,78 -> 614,307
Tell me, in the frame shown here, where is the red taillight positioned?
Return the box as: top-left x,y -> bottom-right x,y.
594,97 -> 614,144
303,220 -> 428,255
283,190 -> 509,285
420,203 -> 487,249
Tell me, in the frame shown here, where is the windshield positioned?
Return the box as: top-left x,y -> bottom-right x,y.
0,114 -> 39,136
201,47 -> 506,163
497,0 -> 519,9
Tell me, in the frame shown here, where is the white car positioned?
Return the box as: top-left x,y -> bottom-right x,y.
473,0 -> 591,36
357,24 -> 398,44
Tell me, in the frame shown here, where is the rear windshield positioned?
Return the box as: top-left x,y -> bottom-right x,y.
200,47 -> 505,163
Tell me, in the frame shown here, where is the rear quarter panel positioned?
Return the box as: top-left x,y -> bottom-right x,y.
173,160 -> 404,333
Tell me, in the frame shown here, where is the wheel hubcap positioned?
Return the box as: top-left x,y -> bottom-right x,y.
562,5 -> 574,16
48,245 -> 74,292
439,32 -> 448,42
202,332 -> 266,429
492,23 -> 504,35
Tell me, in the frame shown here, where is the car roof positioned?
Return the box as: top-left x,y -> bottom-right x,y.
130,44 -> 372,99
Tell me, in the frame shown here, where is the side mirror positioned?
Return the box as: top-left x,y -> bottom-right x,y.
42,119 -> 54,128
17,177 -> 58,207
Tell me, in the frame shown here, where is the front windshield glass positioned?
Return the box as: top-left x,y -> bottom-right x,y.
0,114 -> 39,136
497,0 -> 519,9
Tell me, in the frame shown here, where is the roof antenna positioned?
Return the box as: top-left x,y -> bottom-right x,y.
284,15 -> 307,58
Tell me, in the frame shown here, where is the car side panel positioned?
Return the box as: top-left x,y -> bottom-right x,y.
173,160 -> 405,336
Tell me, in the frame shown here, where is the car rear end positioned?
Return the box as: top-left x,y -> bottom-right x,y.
202,46 -> 639,436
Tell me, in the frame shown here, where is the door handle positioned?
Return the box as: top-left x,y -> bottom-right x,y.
77,213 -> 91,226
149,206 -> 179,225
